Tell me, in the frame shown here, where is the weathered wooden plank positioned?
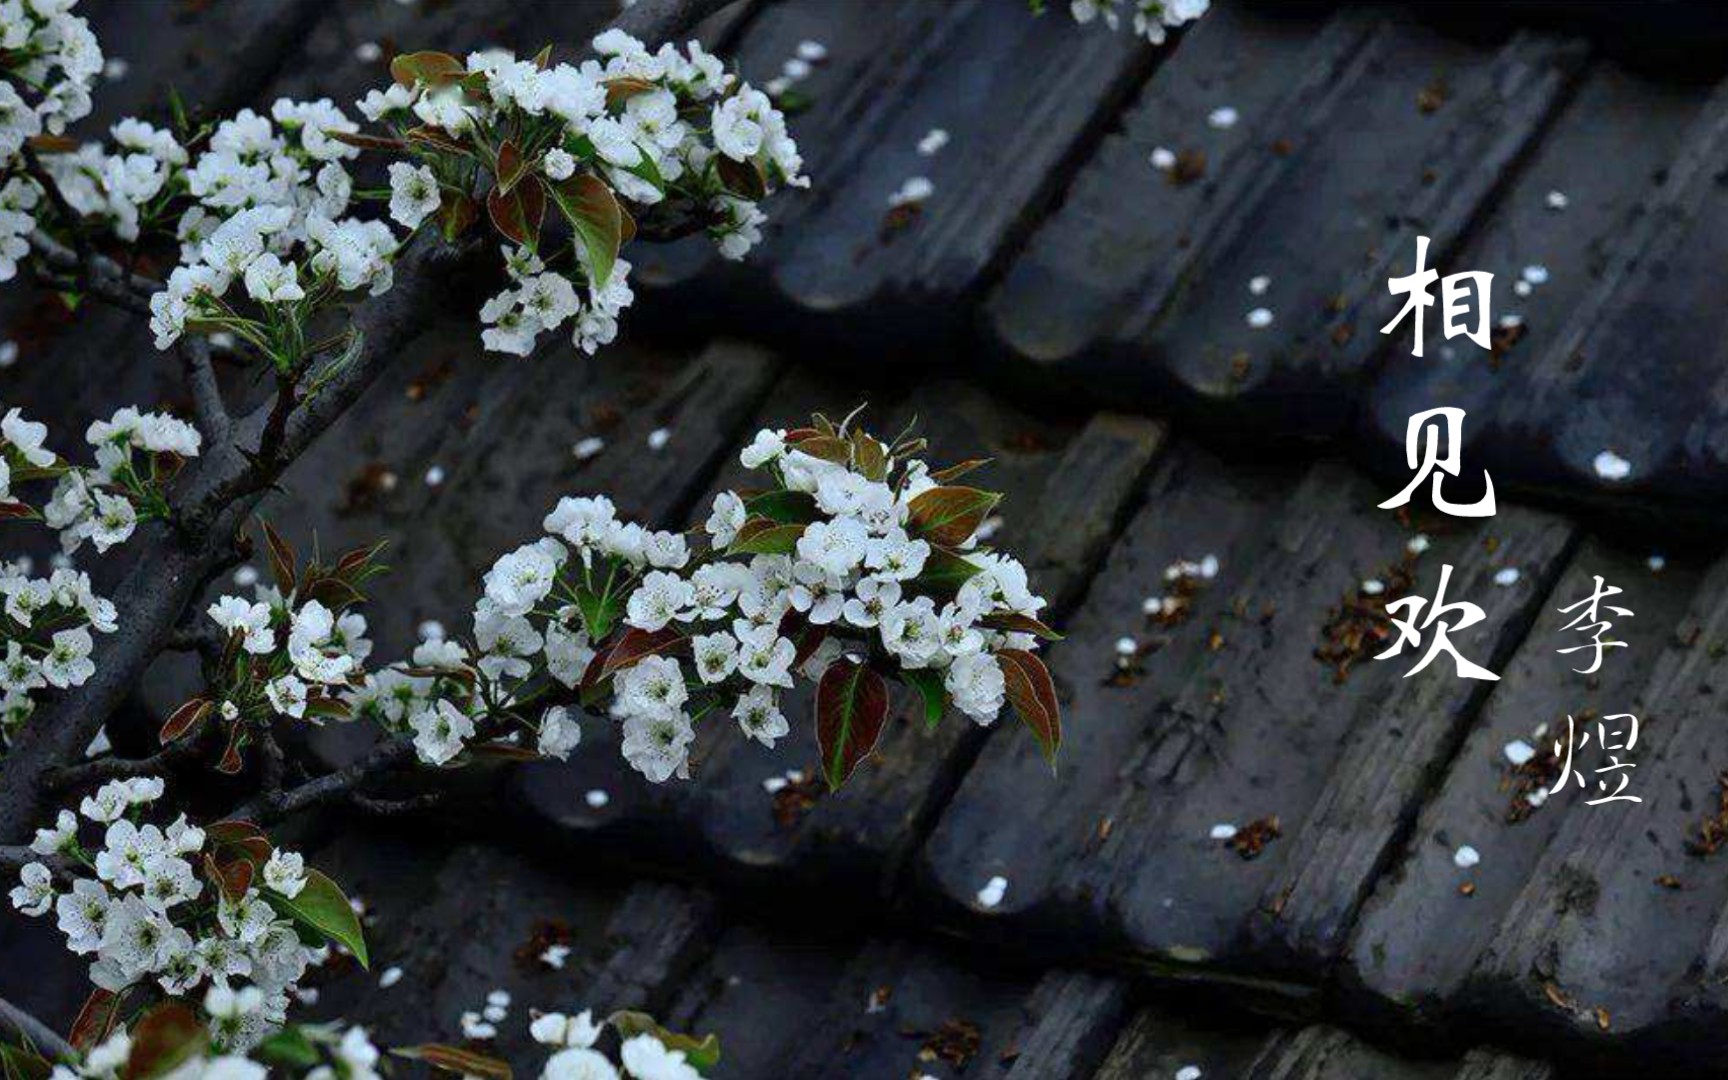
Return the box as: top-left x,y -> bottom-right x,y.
637,0 -> 1155,350
1362,62 -> 1711,511
1344,539 -> 1699,1029
83,0 -> 328,126
1443,550 -> 1728,1071
1242,1026 -> 1552,1080
986,10 -> 1585,440
305,842 -> 718,1070
1091,1001 -> 1285,1080
778,940 -> 1123,1079
983,1 -> 1345,369
513,377 -> 1162,892
1371,78 -> 1728,529
916,447 -> 1577,986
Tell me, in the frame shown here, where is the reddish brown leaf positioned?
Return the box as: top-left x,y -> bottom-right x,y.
930,458 -> 992,484
203,852 -> 253,904
907,486 -> 1000,547
120,1002 -> 205,1079
261,520 -> 296,597
602,76 -> 656,108
487,176 -> 547,249
158,697 -> 211,743
69,988 -> 122,1053
390,50 -> 466,89
496,140 -> 527,194
215,725 -> 245,775
0,500 -> 36,519
999,649 -> 1061,767
438,190 -> 478,241
980,612 -> 1063,642
391,1044 -> 512,1079
325,129 -> 410,153
580,628 -> 684,703
25,133 -> 79,154
715,155 -> 766,201
816,658 -> 889,791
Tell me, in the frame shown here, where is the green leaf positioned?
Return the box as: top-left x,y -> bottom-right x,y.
607,1012 -> 721,1071
263,868 -> 369,968
576,584 -> 619,641
726,520 -> 805,556
999,649 -> 1061,770
392,1045 -> 511,1079
550,174 -> 622,288
0,1043 -> 53,1080
900,667 -> 947,731
744,489 -> 819,524
907,486 -> 1000,547
815,657 -> 890,791
255,1028 -> 321,1070
915,548 -> 983,591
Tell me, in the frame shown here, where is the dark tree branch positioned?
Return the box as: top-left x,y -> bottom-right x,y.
179,337 -> 231,444
0,995 -> 74,1063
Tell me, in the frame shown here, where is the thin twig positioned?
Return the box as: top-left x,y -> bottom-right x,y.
350,790 -> 444,816
236,737 -> 417,823
21,145 -> 91,286
0,995 -> 74,1063
27,232 -> 162,314
48,734 -> 205,791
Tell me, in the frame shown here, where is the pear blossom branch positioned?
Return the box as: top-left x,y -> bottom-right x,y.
0,0 -> 750,844
0,994 -> 73,1062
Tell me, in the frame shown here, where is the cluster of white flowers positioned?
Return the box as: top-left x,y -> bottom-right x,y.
204,582 -> 372,734
366,29 -> 803,358
42,1006 -> 382,1080
0,556 -> 112,745
3,403 -> 200,554
341,419 -> 1048,786
0,0 -> 100,160
10,780 -> 328,1050
531,1009 -> 710,1080
127,100 -> 399,352
478,243 -> 635,357
0,173 -> 40,281
1067,0 -> 1209,43
0,403 -> 197,741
